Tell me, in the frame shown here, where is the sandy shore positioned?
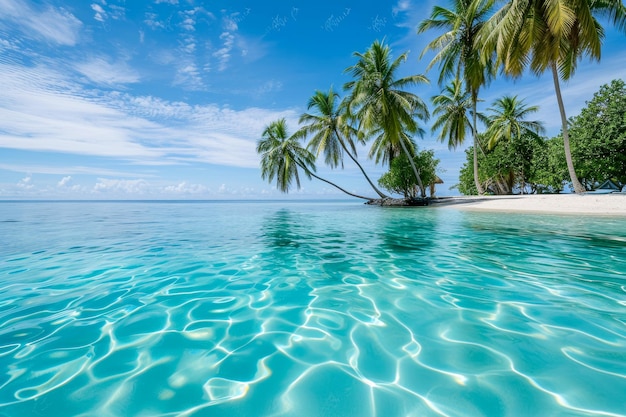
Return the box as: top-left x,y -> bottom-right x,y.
431,193 -> 626,216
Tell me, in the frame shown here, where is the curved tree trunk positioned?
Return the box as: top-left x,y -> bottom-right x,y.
333,128 -> 389,198
551,63 -> 585,194
472,94 -> 485,195
398,137 -> 425,198
297,162 -> 373,200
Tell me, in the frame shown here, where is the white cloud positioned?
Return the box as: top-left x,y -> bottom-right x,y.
213,32 -> 235,71
74,56 -> 140,86
0,163 -> 149,178
17,175 -> 34,189
173,62 -> 204,90
144,12 -> 165,29
94,178 -> 149,194
393,0 -> 411,16
91,4 -> 106,22
0,0 -> 82,46
164,181 -> 208,194
0,61 -> 298,170
57,176 -> 72,187
90,2 -> 125,22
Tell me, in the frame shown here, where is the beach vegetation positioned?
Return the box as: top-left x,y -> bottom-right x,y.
569,79 -> 626,187
529,136 -> 569,193
257,118 -> 373,200
458,132 -> 538,195
344,40 -> 431,198
430,79 -> 478,150
294,87 -> 389,198
418,0 -> 495,195
479,0 -> 626,193
484,95 -> 545,150
378,150 -> 441,199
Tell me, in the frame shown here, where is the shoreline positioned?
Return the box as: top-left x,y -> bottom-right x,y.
429,193 -> 626,216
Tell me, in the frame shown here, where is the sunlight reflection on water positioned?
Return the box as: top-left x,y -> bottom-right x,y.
0,201 -> 625,417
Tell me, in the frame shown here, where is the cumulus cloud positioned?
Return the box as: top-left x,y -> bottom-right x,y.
94,178 -> 149,194
17,175 -> 34,189
164,181 -> 208,194
57,175 -> 72,187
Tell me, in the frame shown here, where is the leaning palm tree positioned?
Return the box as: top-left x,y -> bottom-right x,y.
480,0 -> 626,193
431,79 -> 475,149
294,88 -> 388,198
344,40 -> 430,198
257,118 -> 373,200
418,0 -> 495,195
485,95 -> 545,149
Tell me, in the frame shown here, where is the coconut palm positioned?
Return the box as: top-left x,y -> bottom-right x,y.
344,40 -> 430,197
294,88 -> 388,198
257,118 -> 372,200
418,0 -> 495,195
485,95 -> 545,149
431,79 -> 475,149
480,0 -> 626,193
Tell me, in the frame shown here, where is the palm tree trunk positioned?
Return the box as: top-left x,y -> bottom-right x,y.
333,128 -> 389,198
297,162 -> 373,200
398,137 -> 425,198
551,63 -> 585,194
472,94 -> 485,195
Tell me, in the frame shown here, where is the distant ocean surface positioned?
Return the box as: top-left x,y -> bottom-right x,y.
1,200 -> 625,417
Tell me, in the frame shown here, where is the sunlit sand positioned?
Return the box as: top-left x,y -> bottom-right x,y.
433,193 -> 626,216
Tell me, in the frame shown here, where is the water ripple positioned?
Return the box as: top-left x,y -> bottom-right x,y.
0,202 -> 625,416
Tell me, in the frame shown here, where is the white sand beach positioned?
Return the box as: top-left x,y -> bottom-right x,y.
433,193 -> 626,216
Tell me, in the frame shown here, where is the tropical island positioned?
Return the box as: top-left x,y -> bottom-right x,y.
256,1 -> 626,208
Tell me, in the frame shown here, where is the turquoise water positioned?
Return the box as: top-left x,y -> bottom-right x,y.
0,201 -> 625,417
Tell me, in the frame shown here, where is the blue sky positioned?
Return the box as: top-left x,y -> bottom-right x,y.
0,0 -> 624,200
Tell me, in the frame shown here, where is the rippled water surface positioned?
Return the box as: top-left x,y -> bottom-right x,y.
1,201 -> 625,417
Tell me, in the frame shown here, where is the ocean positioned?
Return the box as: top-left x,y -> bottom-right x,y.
1,200 -> 625,416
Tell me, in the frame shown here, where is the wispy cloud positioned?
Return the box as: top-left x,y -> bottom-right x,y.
214,32 -> 235,71
392,0 -> 411,17
0,163 -> 150,178
0,61 -> 297,170
0,0 -> 82,46
90,1 -> 125,22
74,56 -> 140,86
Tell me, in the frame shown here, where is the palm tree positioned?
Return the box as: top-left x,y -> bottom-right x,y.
294,88 -> 388,198
485,95 -> 545,149
418,0 -> 495,195
480,0 -> 626,193
257,118 -> 373,200
485,95 -> 545,194
344,40 -> 430,198
431,79 -> 474,149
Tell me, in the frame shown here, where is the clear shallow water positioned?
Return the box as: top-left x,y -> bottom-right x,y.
0,201 -> 625,417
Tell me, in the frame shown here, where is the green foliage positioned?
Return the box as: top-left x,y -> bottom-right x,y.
378,150 -> 440,198
457,134 -> 540,195
569,79 -> 626,186
529,136 -> 568,193
344,39 -> 430,195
